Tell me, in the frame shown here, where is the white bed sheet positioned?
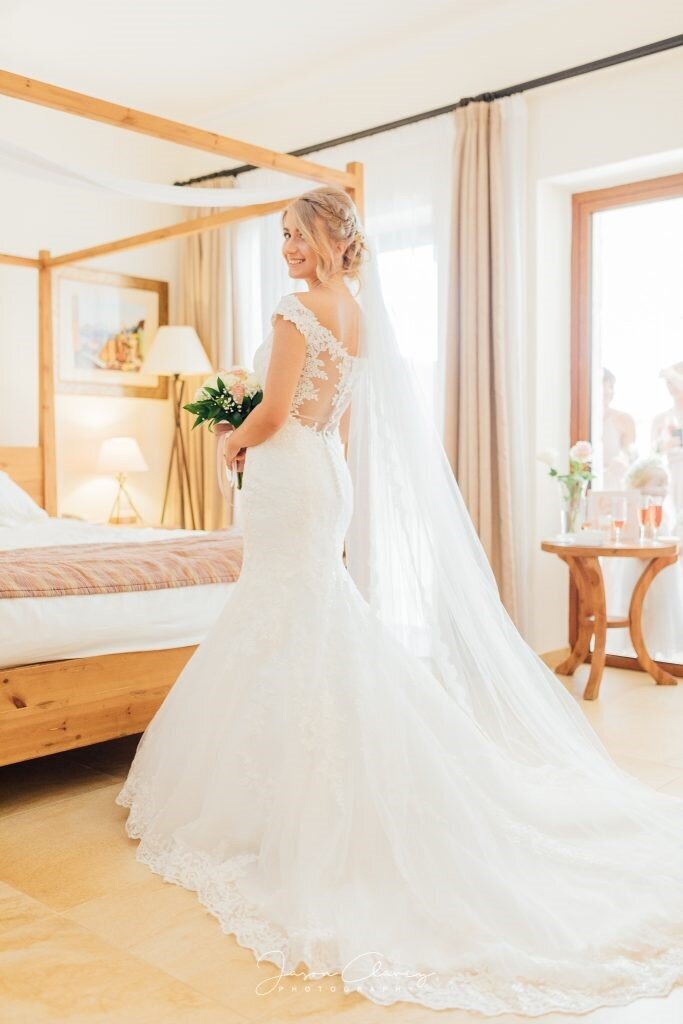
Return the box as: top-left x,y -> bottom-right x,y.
0,519 -> 235,668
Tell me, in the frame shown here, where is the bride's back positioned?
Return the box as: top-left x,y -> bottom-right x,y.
297,289 -> 360,358
272,290 -> 362,436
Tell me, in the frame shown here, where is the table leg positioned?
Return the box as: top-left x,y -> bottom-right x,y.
628,555 -> 679,686
579,557 -> 607,701
556,555 -> 593,675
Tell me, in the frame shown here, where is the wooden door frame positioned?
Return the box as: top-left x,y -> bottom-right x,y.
570,171 -> 683,678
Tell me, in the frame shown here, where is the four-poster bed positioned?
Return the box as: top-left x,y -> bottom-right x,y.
0,69 -> 364,765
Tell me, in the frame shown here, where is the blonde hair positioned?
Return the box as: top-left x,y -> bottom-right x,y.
283,186 -> 369,286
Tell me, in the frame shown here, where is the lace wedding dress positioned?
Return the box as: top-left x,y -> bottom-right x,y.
117,292 -> 683,1016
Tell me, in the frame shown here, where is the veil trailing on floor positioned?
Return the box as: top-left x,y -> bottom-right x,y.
345,239 -> 637,777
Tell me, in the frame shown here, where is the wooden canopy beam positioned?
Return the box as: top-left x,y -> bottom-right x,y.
0,69 -> 355,189
43,198 -> 294,267
0,252 -> 41,268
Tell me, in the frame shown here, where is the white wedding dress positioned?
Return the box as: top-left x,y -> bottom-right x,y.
117,292 -> 683,1017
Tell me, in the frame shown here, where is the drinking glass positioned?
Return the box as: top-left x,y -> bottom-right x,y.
649,495 -> 664,539
611,497 -> 627,545
637,495 -> 652,543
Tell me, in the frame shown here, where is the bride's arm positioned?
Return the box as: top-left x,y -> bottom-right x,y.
340,405 -> 351,460
224,318 -> 306,458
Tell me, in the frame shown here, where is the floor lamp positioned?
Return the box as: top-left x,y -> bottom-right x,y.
97,436 -> 149,525
141,326 -> 212,529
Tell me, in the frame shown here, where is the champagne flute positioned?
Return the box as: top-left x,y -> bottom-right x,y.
637,495 -> 652,543
611,496 -> 627,545
649,496 -> 664,539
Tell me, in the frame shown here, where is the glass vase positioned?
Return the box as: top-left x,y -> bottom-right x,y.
558,479 -> 588,536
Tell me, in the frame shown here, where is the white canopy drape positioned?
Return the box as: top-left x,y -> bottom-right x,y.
0,136 -> 314,206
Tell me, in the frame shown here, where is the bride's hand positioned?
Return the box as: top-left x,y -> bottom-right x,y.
213,422 -> 234,437
223,433 -> 245,471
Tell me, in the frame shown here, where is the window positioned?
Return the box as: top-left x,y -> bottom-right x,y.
572,178 -> 683,671
372,222 -> 440,423
592,196 -> 683,488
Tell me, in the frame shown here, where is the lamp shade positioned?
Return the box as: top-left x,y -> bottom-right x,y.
97,436 -> 148,474
141,326 -> 212,376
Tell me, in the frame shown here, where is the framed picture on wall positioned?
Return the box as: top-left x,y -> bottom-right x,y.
53,267 -> 169,398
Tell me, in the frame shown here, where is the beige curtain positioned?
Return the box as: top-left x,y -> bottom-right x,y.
171,179 -> 236,530
443,100 -> 517,620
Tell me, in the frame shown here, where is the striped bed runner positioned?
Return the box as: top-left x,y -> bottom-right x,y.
0,529 -> 243,599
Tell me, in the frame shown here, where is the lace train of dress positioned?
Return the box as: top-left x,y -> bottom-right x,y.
117,295 -> 683,1017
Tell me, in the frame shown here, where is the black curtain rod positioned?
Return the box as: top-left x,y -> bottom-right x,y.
174,32 -> 683,186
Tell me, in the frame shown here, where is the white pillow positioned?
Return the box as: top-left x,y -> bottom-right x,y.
0,471 -> 49,527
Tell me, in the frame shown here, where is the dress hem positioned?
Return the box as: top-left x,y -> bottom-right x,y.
115,780 -> 683,1018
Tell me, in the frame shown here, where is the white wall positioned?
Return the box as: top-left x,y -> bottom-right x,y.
169,0 -> 683,182
526,46 -> 683,651
0,99 -> 186,523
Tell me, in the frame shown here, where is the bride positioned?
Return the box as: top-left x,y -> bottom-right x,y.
116,186 -> 683,1016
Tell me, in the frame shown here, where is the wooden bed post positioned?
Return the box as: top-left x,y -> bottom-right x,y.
346,161 -> 365,219
38,250 -> 57,515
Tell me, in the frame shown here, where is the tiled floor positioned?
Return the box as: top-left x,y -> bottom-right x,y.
2,658 -> 683,1023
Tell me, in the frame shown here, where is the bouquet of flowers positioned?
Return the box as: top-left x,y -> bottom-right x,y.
538,440 -> 595,533
183,368 -> 262,490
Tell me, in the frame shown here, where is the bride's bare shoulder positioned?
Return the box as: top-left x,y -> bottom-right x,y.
295,289 -> 360,325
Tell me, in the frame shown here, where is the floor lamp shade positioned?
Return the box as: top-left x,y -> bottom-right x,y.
141,326 -> 212,529
141,326 -> 212,377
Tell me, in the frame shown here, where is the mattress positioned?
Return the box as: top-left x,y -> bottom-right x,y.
0,519 -> 235,668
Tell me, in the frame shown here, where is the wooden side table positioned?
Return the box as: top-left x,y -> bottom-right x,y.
541,538 -> 680,700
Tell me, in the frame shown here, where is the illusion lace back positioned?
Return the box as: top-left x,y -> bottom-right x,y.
263,293 -> 363,435
116,293 -> 683,1017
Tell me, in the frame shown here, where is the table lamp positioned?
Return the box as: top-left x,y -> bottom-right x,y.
141,326 -> 212,528
98,436 -> 148,525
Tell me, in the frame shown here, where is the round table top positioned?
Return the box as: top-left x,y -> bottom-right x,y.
541,537 -> 680,558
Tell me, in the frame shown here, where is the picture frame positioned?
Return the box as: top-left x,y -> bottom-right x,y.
584,488 -> 641,542
53,266 -> 169,398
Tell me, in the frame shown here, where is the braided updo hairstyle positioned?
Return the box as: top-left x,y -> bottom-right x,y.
283,186 -> 369,287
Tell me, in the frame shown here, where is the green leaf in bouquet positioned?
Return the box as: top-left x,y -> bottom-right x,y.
216,376 -> 225,392
253,391 -> 263,408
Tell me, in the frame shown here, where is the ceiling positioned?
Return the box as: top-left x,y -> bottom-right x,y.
1,0 -> 680,180
2,0 -> 515,121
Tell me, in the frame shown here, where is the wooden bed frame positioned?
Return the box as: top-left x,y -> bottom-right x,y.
0,69 -> 364,766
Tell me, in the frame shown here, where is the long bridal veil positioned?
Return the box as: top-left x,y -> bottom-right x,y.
342,241 -> 683,1007
346,237 -> 682,792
